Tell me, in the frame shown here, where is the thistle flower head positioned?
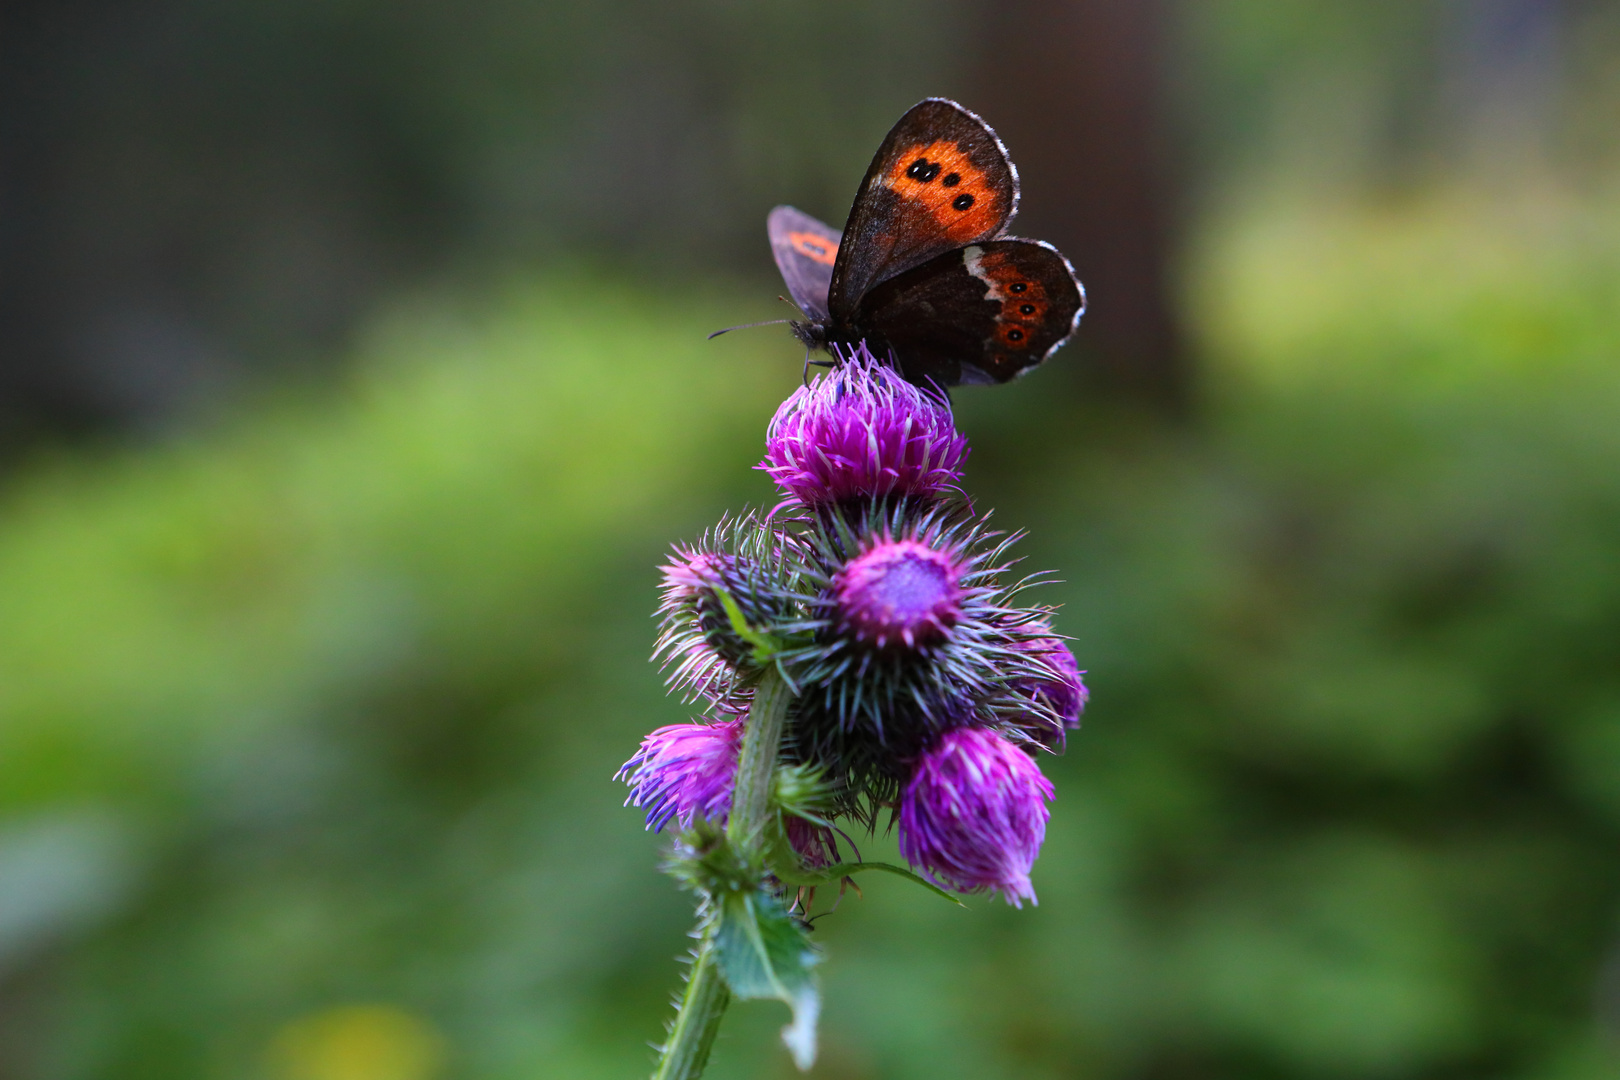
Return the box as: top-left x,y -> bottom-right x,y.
779,505 -> 1063,799
655,547 -> 742,705
656,546 -> 763,669
617,718 -> 742,832
654,516 -> 810,708
660,547 -> 733,600
1017,635 -> 1088,730
760,344 -> 968,507
897,726 -> 1054,907
833,538 -> 967,650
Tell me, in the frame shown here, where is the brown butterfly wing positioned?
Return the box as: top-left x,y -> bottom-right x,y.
827,98 -> 1019,322
855,239 -> 1084,387
767,205 -> 840,323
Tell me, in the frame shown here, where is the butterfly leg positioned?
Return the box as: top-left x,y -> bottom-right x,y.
802,346 -> 831,388
801,348 -> 834,383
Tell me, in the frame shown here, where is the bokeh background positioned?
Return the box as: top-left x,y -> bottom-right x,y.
3,1 -> 1620,1078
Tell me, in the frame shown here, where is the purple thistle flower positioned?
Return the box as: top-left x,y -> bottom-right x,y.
659,636 -> 738,709
660,546 -> 731,600
781,505 -> 1065,788
1017,635 -> 1088,729
617,718 -> 743,832
652,522 -> 806,709
655,546 -> 741,704
759,344 -> 968,507
897,726 -> 1055,907
833,537 -> 967,650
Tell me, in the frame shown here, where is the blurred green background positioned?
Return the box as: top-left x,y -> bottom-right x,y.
3,2 -> 1620,1078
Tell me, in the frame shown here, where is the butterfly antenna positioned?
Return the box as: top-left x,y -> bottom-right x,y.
707,318 -> 791,340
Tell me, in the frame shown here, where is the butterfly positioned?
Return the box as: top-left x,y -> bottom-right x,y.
767,98 -> 1086,389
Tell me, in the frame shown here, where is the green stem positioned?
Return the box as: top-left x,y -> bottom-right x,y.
651,668 -> 793,1080
728,668 -> 792,848
652,933 -> 729,1080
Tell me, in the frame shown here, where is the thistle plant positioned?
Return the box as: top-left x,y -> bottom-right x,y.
618,346 -> 1086,1077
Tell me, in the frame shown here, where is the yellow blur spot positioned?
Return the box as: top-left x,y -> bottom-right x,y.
269,1004 -> 446,1080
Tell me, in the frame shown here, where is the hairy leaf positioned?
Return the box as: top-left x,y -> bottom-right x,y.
713,888 -> 820,1069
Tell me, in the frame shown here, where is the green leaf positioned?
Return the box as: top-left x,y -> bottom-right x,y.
713,888 -> 820,1070
712,586 -> 784,663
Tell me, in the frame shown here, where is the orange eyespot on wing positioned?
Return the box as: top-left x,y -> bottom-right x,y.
768,205 -> 841,322
961,240 -> 1085,380
965,245 -> 1051,351
881,140 -> 1007,244
852,239 -> 1084,388
827,98 -> 1019,318
788,230 -> 837,266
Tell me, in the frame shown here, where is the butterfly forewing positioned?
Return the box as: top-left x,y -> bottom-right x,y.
767,205 -> 840,322
827,99 -> 1019,322
856,239 -> 1084,387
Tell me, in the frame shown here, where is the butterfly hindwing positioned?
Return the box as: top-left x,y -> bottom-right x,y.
827,99 -> 1019,322
767,205 -> 840,322
856,238 -> 1084,387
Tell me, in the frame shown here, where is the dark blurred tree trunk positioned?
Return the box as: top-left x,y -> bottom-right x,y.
0,0 -> 81,444
971,0 -> 1185,407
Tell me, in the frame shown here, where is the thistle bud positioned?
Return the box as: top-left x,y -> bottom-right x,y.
897,726 -> 1054,907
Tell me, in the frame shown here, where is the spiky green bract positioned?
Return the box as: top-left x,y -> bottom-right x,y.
770,500 -> 1066,811
771,763 -> 839,825
664,819 -> 765,905
654,512 -> 817,708
769,763 -> 845,870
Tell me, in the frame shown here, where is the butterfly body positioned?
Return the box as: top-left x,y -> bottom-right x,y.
768,98 -> 1085,388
